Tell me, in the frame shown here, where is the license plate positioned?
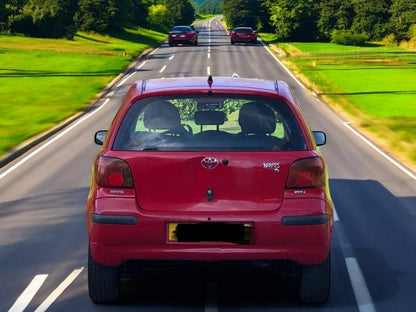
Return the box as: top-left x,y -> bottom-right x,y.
168,222 -> 252,244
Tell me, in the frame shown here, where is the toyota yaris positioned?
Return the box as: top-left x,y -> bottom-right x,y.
87,76 -> 333,304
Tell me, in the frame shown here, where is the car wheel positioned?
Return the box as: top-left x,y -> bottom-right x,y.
88,246 -> 120,303
298,253 -> 330,303
231,40 -> 235,44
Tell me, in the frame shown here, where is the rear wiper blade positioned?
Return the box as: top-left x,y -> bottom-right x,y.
141,147 -> 158,151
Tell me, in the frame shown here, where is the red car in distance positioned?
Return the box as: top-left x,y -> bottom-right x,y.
230,27 -> 258,44
168,25 -> 198,46
87,76 -> 334,304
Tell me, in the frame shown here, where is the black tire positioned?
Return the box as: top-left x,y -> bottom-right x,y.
298,253 -> 331,303
88,247 -> 120,303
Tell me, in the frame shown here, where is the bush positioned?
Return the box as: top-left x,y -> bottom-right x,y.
331,30 -> 368,46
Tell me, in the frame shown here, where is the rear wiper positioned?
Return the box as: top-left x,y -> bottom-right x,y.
141,147 -> 158,151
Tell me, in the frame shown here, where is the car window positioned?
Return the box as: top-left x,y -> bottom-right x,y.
172,26 -> 191,32
113,95 -> 306,151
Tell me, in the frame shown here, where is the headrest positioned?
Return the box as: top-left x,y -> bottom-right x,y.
194,110 -> 226,126
143,101 -> 182,130
238,102 -> 276,134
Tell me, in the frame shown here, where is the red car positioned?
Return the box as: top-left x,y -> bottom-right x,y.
87,76 -> 333,304
168,25 -> 198,46
230,27 -> 258,44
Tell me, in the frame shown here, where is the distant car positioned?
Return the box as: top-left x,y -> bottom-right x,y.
87,76 -> 333,304
168,25 -> 198,46
230,27 -> 257,44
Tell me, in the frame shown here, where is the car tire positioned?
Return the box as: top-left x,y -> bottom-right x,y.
231,40 -> 235,44
298,253 -> 330,303
88,246 -> 120,303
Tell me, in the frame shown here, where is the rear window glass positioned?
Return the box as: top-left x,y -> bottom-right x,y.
113,95 -> 306,151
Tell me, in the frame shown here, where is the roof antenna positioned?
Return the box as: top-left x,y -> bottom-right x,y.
208,75 -> 213,88
207,75 -> 213,94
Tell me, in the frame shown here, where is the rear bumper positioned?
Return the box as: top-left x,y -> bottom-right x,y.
87,197 -> 333,267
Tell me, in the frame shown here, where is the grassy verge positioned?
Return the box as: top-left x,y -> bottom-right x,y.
0,28 -> 166,157
262,38 -> 416,170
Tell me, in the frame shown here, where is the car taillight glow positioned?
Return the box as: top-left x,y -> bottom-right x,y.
94,156 -> 133,188
286,157 -> 325,189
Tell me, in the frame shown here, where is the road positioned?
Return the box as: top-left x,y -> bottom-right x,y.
1,16 -> 415,312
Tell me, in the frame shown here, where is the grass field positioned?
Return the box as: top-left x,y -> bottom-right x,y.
269,41 -> 416,169
0,29 -> 166,156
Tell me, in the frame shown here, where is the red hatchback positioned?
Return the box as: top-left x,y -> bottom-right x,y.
87,76 -> 333,304
230,27 -> 258,44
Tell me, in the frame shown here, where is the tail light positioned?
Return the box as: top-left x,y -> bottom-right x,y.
94,156 -> 133,188
286,157 -> 325,189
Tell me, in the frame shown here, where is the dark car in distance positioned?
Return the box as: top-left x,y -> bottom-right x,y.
168,25 -> 198,46
87,76 -> 334,304
230,27 -> 257,44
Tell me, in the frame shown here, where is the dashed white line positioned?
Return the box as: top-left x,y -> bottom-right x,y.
207,66 -> 211,76
160,65 -> 167,73
116,72 -> 135,87
345,258 -> 376,312
136,60 -> 147,69
8,275 -> 48,312
342,121 -> 416,180
34,268 -> 84,312
205,282 -> 218,312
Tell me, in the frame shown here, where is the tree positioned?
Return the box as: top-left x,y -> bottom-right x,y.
74,0 -> 118,33
162,0 -> 195,27
147,4 -> 170,28
223,0 -> 259,29
351,0 -> 392,40
317,0 -> 354,41
263,0 -> 319,41
389,0 -> 416,41
198,0 -> 222,15
8,0 -> 78,38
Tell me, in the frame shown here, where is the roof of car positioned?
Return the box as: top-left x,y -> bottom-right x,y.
123,76 -> 297,107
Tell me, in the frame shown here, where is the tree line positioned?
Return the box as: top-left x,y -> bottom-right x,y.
0,0 -> 196,39
1,0 -> 415,45
223,0 -> 416,44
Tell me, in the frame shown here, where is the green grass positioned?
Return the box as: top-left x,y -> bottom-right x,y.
273,41 -> 416,167
0,28 -> 166,156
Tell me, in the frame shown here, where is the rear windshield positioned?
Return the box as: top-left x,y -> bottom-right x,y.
113,95 -> 306,151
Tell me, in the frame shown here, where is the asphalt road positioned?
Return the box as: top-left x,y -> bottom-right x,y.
1,16 -> 415,312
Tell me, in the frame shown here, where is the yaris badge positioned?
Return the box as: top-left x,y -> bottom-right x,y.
201,157 -> 219,169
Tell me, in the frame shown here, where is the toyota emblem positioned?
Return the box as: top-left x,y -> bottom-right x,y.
201,157 -> 219,169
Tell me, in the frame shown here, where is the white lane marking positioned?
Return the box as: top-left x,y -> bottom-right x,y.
207,66 -> 211,76
0,98 -> 110,181
169,55 -> 175,60
136,60 -> 147,69
8,275 -> 48,312
343,121 -> 416,180
205,282 -> 218,312
261,40 -> 305,89
159,65 -> 167,73
333,205 -> 340,221
34,268 -> 84,312
116,72 -> 134,87
345,258 -> 376,312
